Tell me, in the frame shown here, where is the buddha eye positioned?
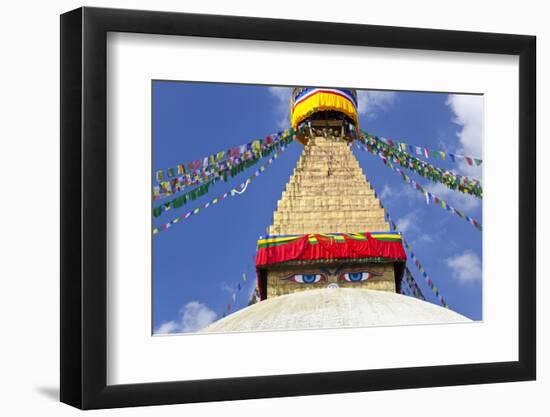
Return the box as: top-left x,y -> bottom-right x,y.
339,272 -> 374,282
291,274 -> 326,284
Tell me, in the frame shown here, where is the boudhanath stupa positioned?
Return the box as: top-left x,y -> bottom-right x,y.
203,87 -> 469,332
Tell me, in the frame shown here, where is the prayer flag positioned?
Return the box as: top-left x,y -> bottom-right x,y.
252,140 -> 261,153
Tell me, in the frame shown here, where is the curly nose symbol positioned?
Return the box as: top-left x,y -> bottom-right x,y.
327,283 -> 339,289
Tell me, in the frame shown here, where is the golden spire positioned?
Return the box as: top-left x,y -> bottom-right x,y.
269,134 -> 390,235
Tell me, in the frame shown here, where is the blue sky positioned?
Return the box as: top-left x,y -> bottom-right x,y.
152,81 -> 483,334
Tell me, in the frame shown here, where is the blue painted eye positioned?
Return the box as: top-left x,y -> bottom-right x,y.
348,272 -> 364,281
340,272 -> 372,282
292,274 -> 325,284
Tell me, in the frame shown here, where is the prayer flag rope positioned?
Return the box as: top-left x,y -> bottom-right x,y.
381,209 -> 449,308
362,130 -> 482,166
248,287 -> 261,306
399,271 -> 416,298
376,195 -> 447,307
403,239 -> 448,308
154,128 -> 297,185
152,140 -> 286,218
153,142 -> 290,235
221,271 -> 255,317
354,143 -> 482,232
402,267 -> 426,301
153,180 -> 215,218
154,130 -> 296,200
357,130 -> 482,198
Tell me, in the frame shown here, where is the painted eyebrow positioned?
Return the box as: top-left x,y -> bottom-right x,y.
339,268 -> 382,276
318,265 -> 374,275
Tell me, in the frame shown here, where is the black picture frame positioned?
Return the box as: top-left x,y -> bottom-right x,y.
60,6 -> 536,410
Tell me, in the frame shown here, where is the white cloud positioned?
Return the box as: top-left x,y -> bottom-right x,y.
446,94 -> 483,156
446,94 -> 483,178
395,211 -> 418,234
375,181 -> 417,206
379,183 -> 394,200
155,321 -> 178,334
268,87 -> 292,129
377,176 -> 479,213
155,301 -> 217,334
425,182 -> 480,212
357,90 -> 397,117
417,233 -> 434,244
445,250 -> 482,284
179,301 -> 217,332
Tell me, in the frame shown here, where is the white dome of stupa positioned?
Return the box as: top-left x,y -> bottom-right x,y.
202,288 -> 470,333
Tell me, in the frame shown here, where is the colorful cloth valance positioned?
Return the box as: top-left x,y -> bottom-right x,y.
290,88 -> 359,129
256,232 -> 406,267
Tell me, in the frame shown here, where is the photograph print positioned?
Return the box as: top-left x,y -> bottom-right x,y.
152,82 -> 483,335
